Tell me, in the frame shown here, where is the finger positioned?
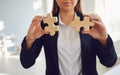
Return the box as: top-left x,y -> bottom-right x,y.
83,14 -> 89,17
83,14 -> 93,21
82,30 -> 91,35
31,16 -> 46,26
92,20 -> 103,27
31,25 -> 36,34
36,22 -> 49,34
36,22 -> 43,33
89,14 -> 102,22
32,18 -> 42,22
82,29 -> 96,37
44,31 -> 50,34
27,25 -> 36,35
30,21 -> 40,28
89,14 -> 99,18
32,16 -> 45,23
34,16 -> 45,19
34,16 -> 46,20
92,20 -> 106,32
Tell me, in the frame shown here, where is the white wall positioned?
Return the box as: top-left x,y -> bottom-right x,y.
0,0 -> 47,44
81,0 -> 95,14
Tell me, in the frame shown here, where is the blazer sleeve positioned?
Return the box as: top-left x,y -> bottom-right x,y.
20,36 -> 43,68
95,35 -> 117,67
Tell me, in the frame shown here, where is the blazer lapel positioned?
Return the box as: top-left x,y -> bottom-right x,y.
80,30 -> 92,75
49,32 -> 59,70
80,31 -> 88,75
49,14 -> 60,70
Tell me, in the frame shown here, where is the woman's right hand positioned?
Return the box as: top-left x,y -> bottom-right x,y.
26,16 -> 48,49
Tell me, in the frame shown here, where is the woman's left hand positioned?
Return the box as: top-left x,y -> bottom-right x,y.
82,14 -> 108,46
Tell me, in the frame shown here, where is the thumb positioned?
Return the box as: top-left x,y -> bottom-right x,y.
82,31 -> 91,35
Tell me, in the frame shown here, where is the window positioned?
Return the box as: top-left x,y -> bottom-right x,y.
95,0 -> 120,42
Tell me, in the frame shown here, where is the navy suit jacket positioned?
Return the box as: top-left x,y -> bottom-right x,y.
20,13 -> 117,75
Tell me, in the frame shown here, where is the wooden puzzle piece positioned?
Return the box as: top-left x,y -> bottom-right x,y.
43,13 -> 59,36
70,16 -> 94,32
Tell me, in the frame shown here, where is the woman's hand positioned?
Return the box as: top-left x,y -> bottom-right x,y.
26,16 -> 49,49
82,14 -> 108,46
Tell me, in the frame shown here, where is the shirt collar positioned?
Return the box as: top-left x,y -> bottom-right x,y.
59,13 -> 77,26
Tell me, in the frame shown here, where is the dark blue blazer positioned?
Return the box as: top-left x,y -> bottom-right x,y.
20,13 -> 117,75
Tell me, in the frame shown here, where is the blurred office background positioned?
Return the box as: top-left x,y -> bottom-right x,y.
0,0 -> 120,75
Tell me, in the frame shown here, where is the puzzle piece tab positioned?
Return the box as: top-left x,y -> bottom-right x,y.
70,17 -> 94,32
43,13 -> 59,36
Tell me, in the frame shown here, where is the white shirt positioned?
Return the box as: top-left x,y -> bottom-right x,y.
58,14 -> 82,75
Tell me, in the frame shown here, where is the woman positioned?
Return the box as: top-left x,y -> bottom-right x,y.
20,0 -> 117,75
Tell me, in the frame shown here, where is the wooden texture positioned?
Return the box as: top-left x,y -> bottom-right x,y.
43,13 -> 59,36
70,17 -> 94,31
